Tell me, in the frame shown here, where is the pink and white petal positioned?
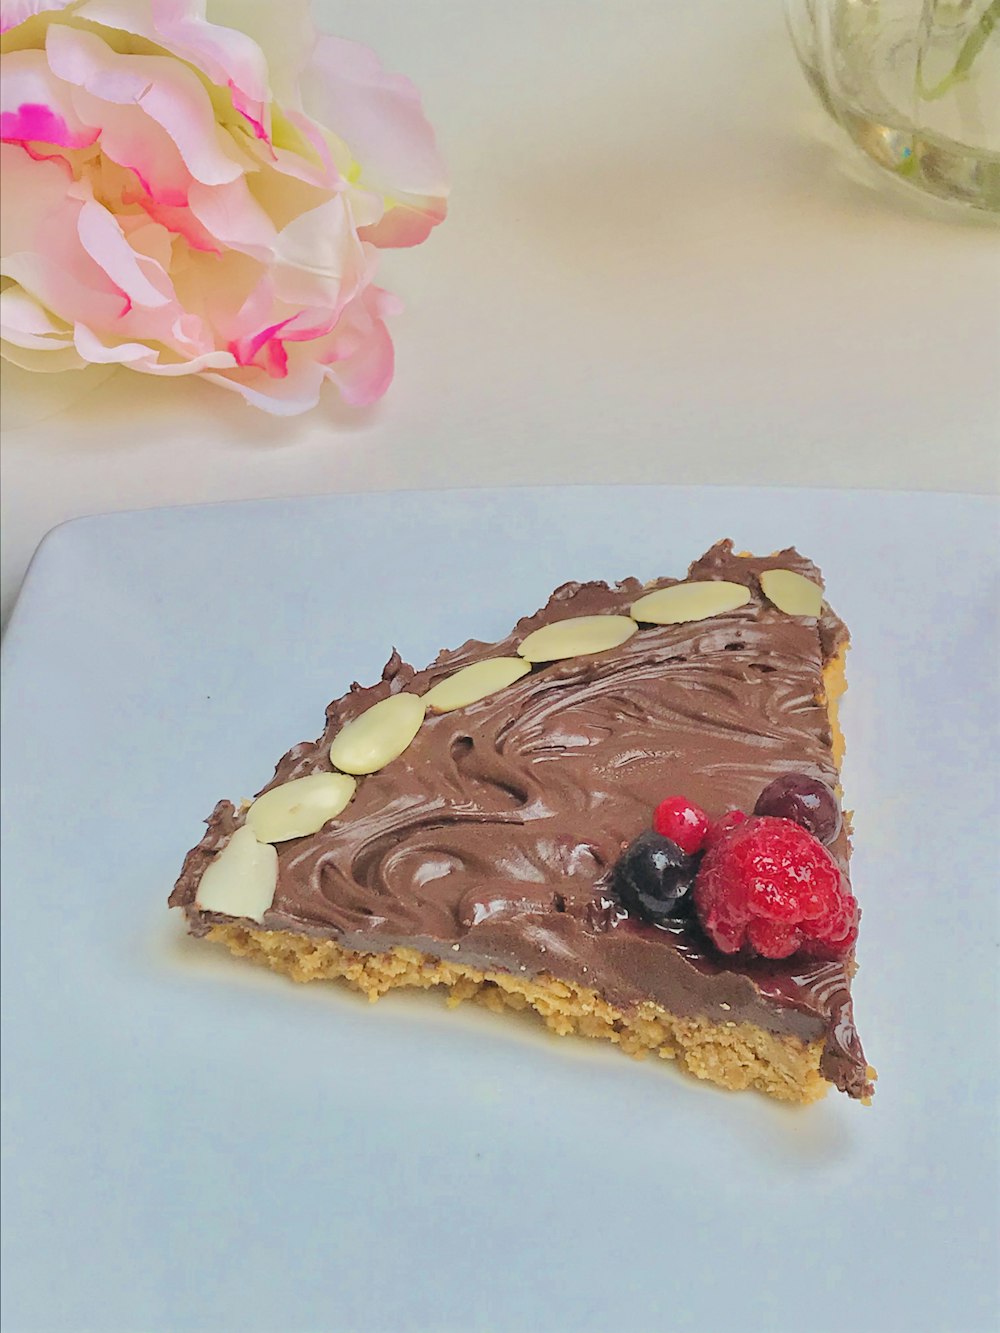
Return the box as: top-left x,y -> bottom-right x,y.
299,35 -> 448,228
73,320 -> 233,372
46,25 -> 244,185
203,354 -> 326,415
315,284 -> 398,406
77,0 -> 279,137
228,313 -> 291,368
359,193 -> 449,249
126,193 -> 220,252
227,300 -> 342,376
0,284 -> 73,348
0,0 -> 75,35
166,244 -> 264,344
266,134 -> 336,190
201,0 -> 315,104
278,109 -> 342,189
187,175 -> 276,259
76,195 -> 174,309
339,180 -> 384,232
223,270 -> 279,340
0,144 -> 126,325
1,338 -> 87,371
112,283 -> 217,358
242,157 -> 330,234
324,316 -> 393,405
1,50 -> 99,149
119,217 -> 177,270
72,88 -> 194,205
269,194 -> 369,312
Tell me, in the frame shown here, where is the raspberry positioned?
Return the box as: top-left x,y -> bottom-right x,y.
652,796 -> 710,855
692,815 -> 859,961
704,809 -> 747,848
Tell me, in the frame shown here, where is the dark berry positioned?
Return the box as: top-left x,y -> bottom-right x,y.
693,815 -> 859,960
652,796 -> 710,855
754,773 -> 842,844
612,831 -> 696,926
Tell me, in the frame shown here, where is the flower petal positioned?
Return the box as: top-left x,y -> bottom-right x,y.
0,143 -> 127,325
204,354 -> 326,415
46,23 -> 244,186
300,35 -> 448,247
1,51 -> 99,149
0,283 -> 73,347
76,195 -> 174,310
73,319 -> 234,372
319,284 -> 398,406
198,0 -> 316,103
78,0 -> 277,134
1,0 -> 74,35
269,194 -> 369,312
1,338 -> 87,370
72,90 -> 195,205
127,192 -> 221,252
187,174 -> 277,258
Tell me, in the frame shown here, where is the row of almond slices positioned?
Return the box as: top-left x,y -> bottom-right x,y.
194,569 -> 822,922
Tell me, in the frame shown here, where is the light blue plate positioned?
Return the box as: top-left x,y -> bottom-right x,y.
2,487 -> 997,1333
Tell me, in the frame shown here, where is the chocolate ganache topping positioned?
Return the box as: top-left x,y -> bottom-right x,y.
171,541 -> 872,1099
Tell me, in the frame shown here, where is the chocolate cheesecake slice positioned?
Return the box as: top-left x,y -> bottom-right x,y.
170,541 -> 874,1103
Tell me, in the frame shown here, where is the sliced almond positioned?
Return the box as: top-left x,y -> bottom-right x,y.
760,569 -> 823,617
195,825 -> 277,924
518,614 -> 637,663
329,692 -> 426,775
246,772 -> 357,843
630,580 -> 751,624
423,657 -> 531,713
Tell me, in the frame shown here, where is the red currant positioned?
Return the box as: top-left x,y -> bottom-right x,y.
652,796 -> 710,856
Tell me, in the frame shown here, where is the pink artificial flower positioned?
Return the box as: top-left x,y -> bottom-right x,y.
0,1 -> 447,414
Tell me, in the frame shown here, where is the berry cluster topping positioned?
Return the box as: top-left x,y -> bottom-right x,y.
612,775 -> 856,961
693,816 -> 858,960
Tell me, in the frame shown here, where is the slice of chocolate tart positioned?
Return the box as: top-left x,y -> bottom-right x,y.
170,541 -> 874,1104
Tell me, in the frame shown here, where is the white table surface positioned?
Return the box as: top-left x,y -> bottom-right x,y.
2,0 -> 999,623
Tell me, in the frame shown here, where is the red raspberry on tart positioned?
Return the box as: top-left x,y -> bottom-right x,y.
693,815 -> 859,961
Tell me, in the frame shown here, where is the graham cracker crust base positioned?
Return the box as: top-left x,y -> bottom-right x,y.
207,922 -> 830,1104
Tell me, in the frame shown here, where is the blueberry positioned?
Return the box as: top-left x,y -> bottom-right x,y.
754,773 -> 842,844
613,831 -> 696,926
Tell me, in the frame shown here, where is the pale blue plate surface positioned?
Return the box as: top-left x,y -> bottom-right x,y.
2,487 -> 997,1333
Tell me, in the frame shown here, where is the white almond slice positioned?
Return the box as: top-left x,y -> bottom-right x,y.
195,825 -> 277,924
423,657 -> 531,713
630,580 -> 752,625
329,692 -> 426,775
760,569 -> 824,617
518,614 -> 637,663
246,772 -> 357,843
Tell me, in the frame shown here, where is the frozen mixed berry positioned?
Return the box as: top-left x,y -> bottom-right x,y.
613,831 -> 696,926
754,773 -> 842,844
704,808 -> 747,848
693,815 -> 858,961
652,796 -> 710,855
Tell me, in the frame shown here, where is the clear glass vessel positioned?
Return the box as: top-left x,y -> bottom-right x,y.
786,0 -> 1000,211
